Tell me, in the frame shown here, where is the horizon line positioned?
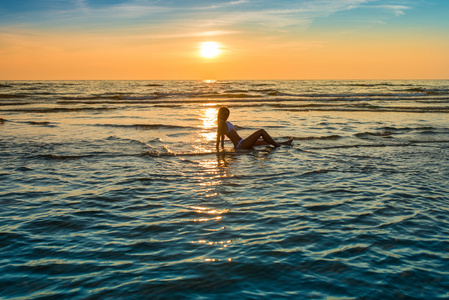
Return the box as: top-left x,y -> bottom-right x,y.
1,78 -> 448,81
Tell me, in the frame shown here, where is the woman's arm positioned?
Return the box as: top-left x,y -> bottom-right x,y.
216,132 -> 221,149
216,119 -> 226,149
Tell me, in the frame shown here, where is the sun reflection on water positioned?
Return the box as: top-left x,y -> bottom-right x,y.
199,107 -> 217,130
190,206 -> 230,215
191,238 -> 234,262
189,108 -> 240,264
194,107 -> 219,153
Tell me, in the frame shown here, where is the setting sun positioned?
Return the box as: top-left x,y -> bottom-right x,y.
200,42 -> 221,59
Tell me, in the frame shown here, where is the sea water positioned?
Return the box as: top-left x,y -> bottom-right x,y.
0,80 -> 448,299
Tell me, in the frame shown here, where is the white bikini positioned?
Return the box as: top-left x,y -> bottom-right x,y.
226,121 -> 234,133
226,121 -> 243,149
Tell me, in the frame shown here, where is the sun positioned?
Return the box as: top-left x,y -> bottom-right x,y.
200,42 -> 221,58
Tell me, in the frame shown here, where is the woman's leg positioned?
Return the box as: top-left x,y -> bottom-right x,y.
239,129 -> 281,148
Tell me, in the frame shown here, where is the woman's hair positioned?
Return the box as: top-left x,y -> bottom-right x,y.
217,106 -> 230,121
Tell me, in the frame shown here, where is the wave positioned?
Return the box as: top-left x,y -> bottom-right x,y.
310,140 -> 449,150
343,82 -> 416,87
196,92 -> 261,99
294,135 -> 342,141
249,88 -> 279,92
277,106 -> 449,113
55,95 -> 447,105
250,83 -> 275,87
58,98 -> 271,106
40,154 -> 93,160
31,138 -> 449,161
140,149 -> 258,158
3,102 -> 448,116
269,103 -> 369,109
403,88 -> 449,95
374,126 -> 449,136
28,121 -> 56,127
294,127 -> 449,143
8,89 -> 447,106
95,123 -> 199,130
225,89 -> 250,93
3,104 -> 447,115
0,102 -> 32,106
12,92 -> 449,106
379,126 -> 436,132
154,104 -> 183,108
0,94 -> 25,99
355,132 -> 393,139
56,90 -> 438,102
0,107 -> 117,113
416,99 -> 449,103
57,100 -> 161,105
61,94 -> 161,101
39,149 -> 261,160
10,82 -> 47,86
20,87 -> 52,91
59,91 -> 264,102
280,92 -> 430,98
298,126 -> 448,141
301,169 -> 332,176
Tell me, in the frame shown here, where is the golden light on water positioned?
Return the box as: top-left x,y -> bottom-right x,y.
190,206 -> 229,215
189,107 -> 237,265
194,107 -> 218,153
199,107 -> 218,129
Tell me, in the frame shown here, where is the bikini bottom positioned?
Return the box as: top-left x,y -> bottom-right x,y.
235,139 -> 243,149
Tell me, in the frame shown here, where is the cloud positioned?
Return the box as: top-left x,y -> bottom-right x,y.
0,0 -> 414,39
129,30 -> 240,40
195,0 -> 251,10
64,1 -> 172,20
186,0 -> 372,30
376,5 -> 410,16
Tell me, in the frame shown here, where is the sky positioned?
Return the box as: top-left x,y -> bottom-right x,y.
0,0 -> 448,80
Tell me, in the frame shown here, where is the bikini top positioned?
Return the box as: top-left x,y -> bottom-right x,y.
226,121 -> 234,134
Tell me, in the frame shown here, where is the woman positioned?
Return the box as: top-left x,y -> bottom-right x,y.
216,106 -> 292,150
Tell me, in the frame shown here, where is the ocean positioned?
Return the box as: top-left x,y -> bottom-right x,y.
1,80 -> 448,299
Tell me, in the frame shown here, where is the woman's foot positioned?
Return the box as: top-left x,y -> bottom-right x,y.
280,138 -> 294,146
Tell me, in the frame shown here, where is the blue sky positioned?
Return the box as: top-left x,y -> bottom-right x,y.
2,0 -> 445,31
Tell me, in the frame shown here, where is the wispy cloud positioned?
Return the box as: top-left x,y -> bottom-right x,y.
128,30 -> 240,40
186,0 -> 372,30
376,5 -> 410,16
61,1 -> 172,20
194,0 -> 251,10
